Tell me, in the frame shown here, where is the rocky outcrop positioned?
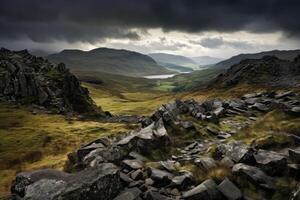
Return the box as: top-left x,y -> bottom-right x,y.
9,91 -> 300,199
11,163 -> 121,200
213,55 -> 300,87
0,48 -> 104,115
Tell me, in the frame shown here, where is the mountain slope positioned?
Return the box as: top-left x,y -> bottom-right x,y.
213,55 -> 300,87
214,49 -> 300,69
191,56 -> 224,65
47,48 -> 171,77
0,48 -> 103,116
148,53 -> 199,70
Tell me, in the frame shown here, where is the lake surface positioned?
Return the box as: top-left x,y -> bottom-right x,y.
143,74 -> 177,79
143,72 -> 192,79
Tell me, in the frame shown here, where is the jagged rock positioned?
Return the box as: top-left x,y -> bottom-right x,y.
220,157 -> 235,168
275,91 -> 295,99
117,119 -> 171,155
287,106 -> 300,116
11,163 -> 121,200
251,102 -> 270,112
170,172 -> 194,190
120,172 -> 134,185
254,149 -> 287,176
217,178 -> 242,200
147,168 -> 174,187
289,149 -> 300,163
144,189 -> 172,200
130,169 -> 144,180
182,179 -> 222,200
194,157 -> 217,171
11,169 -> 71,197
0,48 -> 104,115
215,141 -> 255,164
232,163 -> 275,190
123,159 -> 144,170
287,164 -> 300,179
159,161 -> 177,172
113,187 -> 142,200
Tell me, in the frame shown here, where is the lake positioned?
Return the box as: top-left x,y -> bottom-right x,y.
143,72 -> 191,79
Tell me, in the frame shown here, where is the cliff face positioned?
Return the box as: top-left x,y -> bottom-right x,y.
0,48 -> 104,116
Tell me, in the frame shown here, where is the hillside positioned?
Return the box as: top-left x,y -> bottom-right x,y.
214,49 -> 300,69
47,48 -> 171,77
148,53 -> 199,70
191,56 -> 224,66
0,48 -> 103,116
213,55 -> 300,87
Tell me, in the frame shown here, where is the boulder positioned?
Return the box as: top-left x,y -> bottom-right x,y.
182,179 -> 222,200
11,169 -> 71,197
130,169 -> 144,181
113,187 -> 142,200
117,119 -> 171,155
194,157 -> 217,172
289,149 -> 300,164
254,149 -> 287,176
215,141 -> 255,164
251,103 -> 270,112
147,168 -> 174,187
159,161 -> 177,172
123,159 -> 144,170
232,163 -> 275,190
217,178 -> 242,200
11,163 -> 121,200
170,172 -> 194,190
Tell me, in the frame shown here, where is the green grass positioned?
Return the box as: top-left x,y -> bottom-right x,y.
0,103 -> 136,198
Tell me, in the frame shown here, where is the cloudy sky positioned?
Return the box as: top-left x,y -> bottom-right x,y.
1,0 -> 300,58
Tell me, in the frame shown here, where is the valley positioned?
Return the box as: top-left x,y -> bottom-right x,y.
0,49 -> 300,200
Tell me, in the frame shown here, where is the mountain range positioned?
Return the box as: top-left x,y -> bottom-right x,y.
47,48 -> 171,77
148,53 -> 199,71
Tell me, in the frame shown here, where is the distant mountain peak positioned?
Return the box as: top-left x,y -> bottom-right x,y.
47,47 -> 171,77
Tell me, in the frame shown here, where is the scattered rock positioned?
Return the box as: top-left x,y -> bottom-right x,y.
216,141 -> 255,164
182,179 -> 221,200
289,149 -> 300,164
232,163 -> 275,190
254,149 -> 287,176
217,178 -> 242,200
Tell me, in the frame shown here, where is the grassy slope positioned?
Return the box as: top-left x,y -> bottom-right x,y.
0,72 -> 175,198
74,70 -> 176,116
0,103 -> 138,198
156,68 -> 224,92
1,68 -> 299,198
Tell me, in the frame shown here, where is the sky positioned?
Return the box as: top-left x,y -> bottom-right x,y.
1,0 -> 300,58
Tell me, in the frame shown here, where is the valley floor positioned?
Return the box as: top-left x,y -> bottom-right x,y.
1,77 -> 300,198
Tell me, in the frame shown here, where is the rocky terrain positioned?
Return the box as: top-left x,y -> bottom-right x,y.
214,49 -> 300,70
9,90 -> 300,199
0,48 -> 104,116
213,55 -> 300,87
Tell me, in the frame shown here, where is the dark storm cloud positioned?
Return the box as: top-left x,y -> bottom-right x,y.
191,37 -> 253,49
0,0 -> 300,43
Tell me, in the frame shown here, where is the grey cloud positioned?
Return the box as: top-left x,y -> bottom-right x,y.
0,0 -> 300,48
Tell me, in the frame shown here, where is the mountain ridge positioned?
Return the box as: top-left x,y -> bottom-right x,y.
214,49 -> 300,69
47,47 -> 172,77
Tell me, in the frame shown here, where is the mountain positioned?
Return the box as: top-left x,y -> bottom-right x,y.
190,56 -> 224,66
213,55 -> 300,87
0,48 -> 104,116
214,49 -> 300,69
148,53 -> 199,70
47,48 -> 171,77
